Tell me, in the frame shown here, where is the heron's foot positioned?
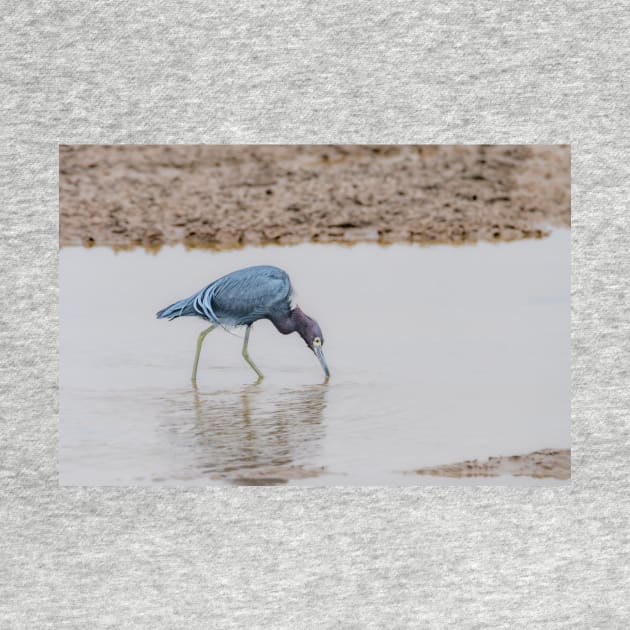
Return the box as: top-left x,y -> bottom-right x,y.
242,351 -> 264,381
241,324 -> 264,382
244,355 -> 264,380
191,324 -> 217,388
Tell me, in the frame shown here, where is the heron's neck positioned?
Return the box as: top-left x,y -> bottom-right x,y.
271,307 -> 307,335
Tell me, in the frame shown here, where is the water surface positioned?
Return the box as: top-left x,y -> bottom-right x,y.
60,232 -> 570,485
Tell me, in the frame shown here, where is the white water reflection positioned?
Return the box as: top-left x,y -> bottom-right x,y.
60,231 -> 570,485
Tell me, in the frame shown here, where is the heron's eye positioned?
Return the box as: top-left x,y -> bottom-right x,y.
313,337 -> 321,347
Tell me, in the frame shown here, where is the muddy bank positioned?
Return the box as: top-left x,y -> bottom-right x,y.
413,449 -> 570,480
59,145 -> 570,249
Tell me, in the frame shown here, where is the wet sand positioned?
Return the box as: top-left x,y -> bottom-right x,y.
212,449 -> 572,484
59,144 -> 570,249
413,449 -> 570,480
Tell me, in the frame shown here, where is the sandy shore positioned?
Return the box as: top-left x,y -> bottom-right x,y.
209,449 -> 571,484
59,144 -> 570,249
413,449 -> 570,480
210,448 -> 571,484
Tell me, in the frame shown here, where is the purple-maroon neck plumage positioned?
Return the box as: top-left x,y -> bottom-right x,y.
271,306 -> 323,349
271,305 -> 307,335
271,309 -> 297,335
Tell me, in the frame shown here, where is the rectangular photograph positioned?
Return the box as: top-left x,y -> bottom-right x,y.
59,145 -> 570,486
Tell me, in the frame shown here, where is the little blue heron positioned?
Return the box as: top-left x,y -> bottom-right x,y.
156,265 -> 329,386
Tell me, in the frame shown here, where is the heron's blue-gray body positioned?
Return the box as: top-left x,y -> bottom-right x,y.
156,265 -> 328,385
157,265 -> 292,329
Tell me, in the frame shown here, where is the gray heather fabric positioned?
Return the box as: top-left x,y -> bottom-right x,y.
1,2 -> 628,628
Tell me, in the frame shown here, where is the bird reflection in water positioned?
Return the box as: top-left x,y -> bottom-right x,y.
191,383 -> 328,485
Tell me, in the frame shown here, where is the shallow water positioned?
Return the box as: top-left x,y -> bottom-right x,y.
60,231 -> 570,486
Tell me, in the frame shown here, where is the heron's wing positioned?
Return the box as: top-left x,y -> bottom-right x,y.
196,266 -> 292,326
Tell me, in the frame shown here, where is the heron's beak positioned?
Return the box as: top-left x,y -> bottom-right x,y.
314,346 -> 330,379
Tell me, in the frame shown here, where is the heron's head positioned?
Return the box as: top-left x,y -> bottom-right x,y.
292,307 -> 330,379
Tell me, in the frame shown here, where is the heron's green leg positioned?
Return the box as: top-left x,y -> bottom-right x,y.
242,325 -> 264,381
191,324 -> 216,387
